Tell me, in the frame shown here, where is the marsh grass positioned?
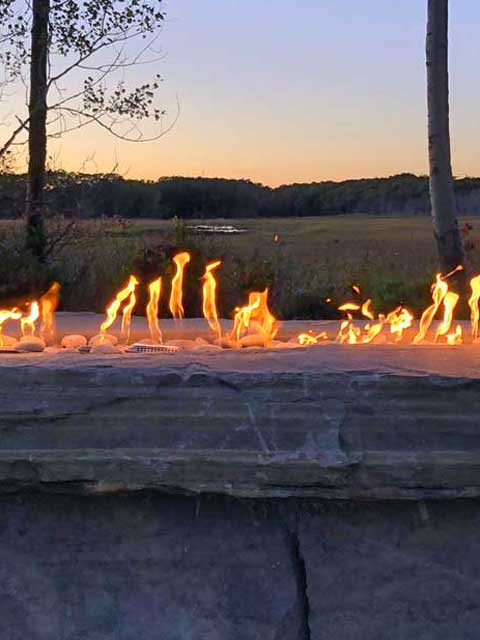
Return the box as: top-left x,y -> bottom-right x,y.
0,215 -> 478,319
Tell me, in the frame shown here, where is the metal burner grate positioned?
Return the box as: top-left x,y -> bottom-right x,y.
126,343 -> 180,354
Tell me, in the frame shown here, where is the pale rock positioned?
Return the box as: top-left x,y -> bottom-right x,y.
15,336 -> 46,352
89,333 -> 118,347
166,339 -> 197,350
192,344 -> 223,352
90,343 -> 120,355
273,341 -> 303,349
214,336 -> 232,349
0,335 -> 17,348
62,334 -> 87,349
239,334 -> 266,348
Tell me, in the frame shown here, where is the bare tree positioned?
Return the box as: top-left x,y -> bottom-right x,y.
0,0 -> 173,260
26,0 -> 49,259
426,0 -> 465,273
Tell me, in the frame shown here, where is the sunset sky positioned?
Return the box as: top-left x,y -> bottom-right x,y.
18,0 -> 480,186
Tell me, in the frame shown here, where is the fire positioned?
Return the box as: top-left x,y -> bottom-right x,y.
100,275 -> 139,342
446,324 -> 463,345
40,282 -> 60,345
0,308 -> 21,346
385,307 -> 414,341
120,278 -> 138,344
338,302 -> 360,313
362,318 -> 385,344
20,301 -> 40,337
413,274 -> 448,344
169,251 -> 191,319
146,277 -> 162,343
435,291 -> 459,342
361,299 -> 374,321
468,274 -> 480,340
230,288 -> 278,347
298,331 -> 328,345
336,314 -> 361,344
202,260 -> 222,339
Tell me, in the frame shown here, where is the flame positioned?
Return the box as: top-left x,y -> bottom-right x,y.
435,291 -> 459,341
298,331 -> 328,345
40,282 -> 60,345
337,314 -> 361,344
386,307 -> 414,342
361,299 -> 375,321
230,288 -> 278,347
338,302 -> 360,312
446,324 -> 463,345
337,295 -> 381,344
202,260 -> 222,339
413,274 -> 448,344
100,275 -> 139,341
20,301 -> 40,337
468,274 -> 480,340
146,277 -> 162,343
362,317 -> 385,343
169,252 -> 191,319
0,307 -> 21,346
120,279 -> 138,344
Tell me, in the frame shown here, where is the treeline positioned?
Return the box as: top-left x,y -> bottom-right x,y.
2,171 -> 480,219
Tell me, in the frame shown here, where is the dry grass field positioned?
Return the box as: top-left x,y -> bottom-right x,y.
108,214 -> 480,269
1,215 -> 478,318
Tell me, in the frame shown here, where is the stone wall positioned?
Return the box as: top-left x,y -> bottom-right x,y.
1,493 -> 479,640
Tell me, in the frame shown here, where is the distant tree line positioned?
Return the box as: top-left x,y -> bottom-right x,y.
1,171 -> 480,219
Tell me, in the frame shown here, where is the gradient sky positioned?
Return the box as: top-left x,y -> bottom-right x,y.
32,1 -> 480,185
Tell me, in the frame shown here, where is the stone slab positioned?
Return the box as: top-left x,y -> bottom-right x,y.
0,330 -> 480,498
2,493 -> 480,640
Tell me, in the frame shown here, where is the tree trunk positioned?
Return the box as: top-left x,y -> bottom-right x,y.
25,0 -> 50,261
426,0 -> 465,274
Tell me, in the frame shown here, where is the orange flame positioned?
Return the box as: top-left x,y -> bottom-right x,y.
202,260 -> 222,339
362,318 -> 385,343
169,252 -> 191,319
413,274 -> 448,344
338,302 -> 360,313
40,282 -> 60,345
468,274 -> 480,340
0,307 -> 21,346
446,324 -> 463,345
20,301 -> 40,337
120,279 -> 138,344
435,291 -> 459,341
230,288 -> 278,347
386,307 -> 414,342
361,299 -> 375,321
146,277 -> 162,343
100,275 -> 139,341
337,314 -> 361,344
298,331 -> 328,345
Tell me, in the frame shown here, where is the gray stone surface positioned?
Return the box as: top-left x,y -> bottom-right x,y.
0,348 -> 480,498
0,494 -> 304,640
1,494 -> 480,640
300,500 -> 480,639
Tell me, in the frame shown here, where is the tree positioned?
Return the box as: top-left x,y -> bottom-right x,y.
0,0 -> 173,260
426,0 -> 466,273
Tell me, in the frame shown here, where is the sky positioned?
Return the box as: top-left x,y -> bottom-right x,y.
16,0 -> 480,186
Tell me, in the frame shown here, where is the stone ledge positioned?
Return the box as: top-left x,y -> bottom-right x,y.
1,345 -> 479,499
